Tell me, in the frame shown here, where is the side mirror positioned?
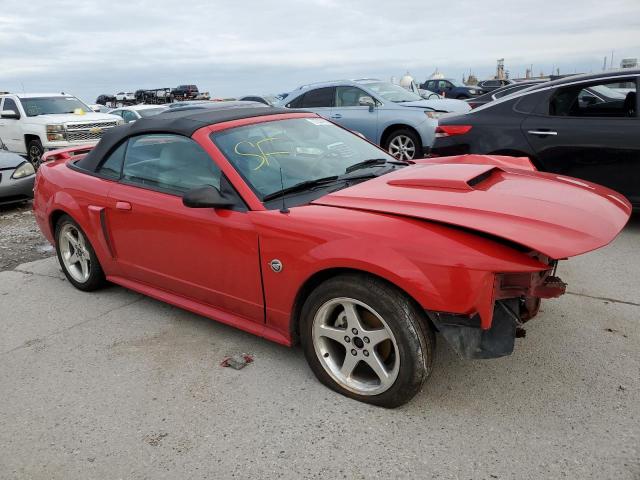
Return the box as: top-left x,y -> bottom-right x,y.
581,95 -> 597,106
1,109 -> 20,120
91,105 -> 101,112
359,96 -> 375,112
183,185 -> 235,209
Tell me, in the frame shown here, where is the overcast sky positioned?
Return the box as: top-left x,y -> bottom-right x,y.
1,0 -> 639,102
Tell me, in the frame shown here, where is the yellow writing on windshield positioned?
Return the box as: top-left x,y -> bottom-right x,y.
234,137 -> 290,170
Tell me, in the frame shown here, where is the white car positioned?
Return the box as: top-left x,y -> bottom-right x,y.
114,92 -> 135,102
0,93 -> 123,166
108,104 -> 169,124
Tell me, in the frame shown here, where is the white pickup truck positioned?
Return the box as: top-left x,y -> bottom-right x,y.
0,93 -> 123,166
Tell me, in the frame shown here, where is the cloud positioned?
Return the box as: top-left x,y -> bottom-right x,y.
1,0 -> 638,101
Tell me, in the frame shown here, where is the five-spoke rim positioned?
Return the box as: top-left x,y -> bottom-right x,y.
388,135 -> 416,161
312,297 -> 400,396
59,224 -> 91,283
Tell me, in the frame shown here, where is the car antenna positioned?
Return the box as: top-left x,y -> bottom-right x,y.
278,167 -> 289,214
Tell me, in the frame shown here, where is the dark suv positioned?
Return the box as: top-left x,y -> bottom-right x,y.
172,85 -> 199,99
421,78 -> 482,99
431,69 -> 640,207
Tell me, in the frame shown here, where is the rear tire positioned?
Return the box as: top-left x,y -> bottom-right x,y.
55,214 -> 106,291
300,273 -> 435,408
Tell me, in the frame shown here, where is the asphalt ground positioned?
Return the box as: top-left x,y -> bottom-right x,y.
0,215 -> 638,479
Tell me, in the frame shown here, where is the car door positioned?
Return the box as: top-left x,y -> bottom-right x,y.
104,133 -> 264,323
437,80 -> 453,97
521,76 -> 640,203
331,86 -> 379,141
0,97 -> 24,153
292,87 -> 335,120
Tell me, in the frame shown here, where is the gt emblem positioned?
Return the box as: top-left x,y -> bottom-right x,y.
89,127 -> 103,134
269,259 -> 283,273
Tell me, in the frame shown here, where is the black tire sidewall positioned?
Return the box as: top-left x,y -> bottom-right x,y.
55,214 -> 106,291
385,129 -> 422,160
28,139 -> 44,168
300,274 -> 435,408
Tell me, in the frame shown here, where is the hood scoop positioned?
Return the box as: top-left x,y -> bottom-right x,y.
386,164 -> 502,191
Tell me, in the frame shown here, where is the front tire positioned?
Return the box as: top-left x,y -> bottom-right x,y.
27,139 -> 44,168
55,215 -> 106,291
385,129 -> 422,161
300,274 -> 435,408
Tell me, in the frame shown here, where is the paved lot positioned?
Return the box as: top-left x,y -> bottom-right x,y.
0,216 -> 638,479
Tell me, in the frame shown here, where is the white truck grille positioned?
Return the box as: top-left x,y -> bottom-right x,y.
65,121 -> 119,142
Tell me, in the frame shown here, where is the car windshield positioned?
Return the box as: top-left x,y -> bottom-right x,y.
448,79 -> 466,87
137,107 -> 167,117
211,117 -> 396,201
20,96 -> 92,117
361,82 -> 422,102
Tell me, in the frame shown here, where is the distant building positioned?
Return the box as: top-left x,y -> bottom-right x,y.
496,59 -> 505,80
621,58 -> 638,69
429,68 -> 444,80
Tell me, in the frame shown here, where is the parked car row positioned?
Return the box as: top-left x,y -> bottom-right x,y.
96,85 -> 209,108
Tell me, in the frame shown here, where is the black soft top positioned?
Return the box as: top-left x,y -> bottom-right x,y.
75,102 -> 306,171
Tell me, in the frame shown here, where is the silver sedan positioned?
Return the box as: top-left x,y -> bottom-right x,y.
0,138 -> 35,205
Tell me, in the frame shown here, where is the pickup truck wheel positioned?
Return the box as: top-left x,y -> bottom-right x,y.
27,139 -> 44,168
300,273 -> 435,408
385,129 -> 421,161
55,215 -> 106,291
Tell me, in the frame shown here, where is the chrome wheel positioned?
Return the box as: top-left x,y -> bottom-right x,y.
388,135 -> 416,160
312,297 -> 400,396
59,224 -> 91,283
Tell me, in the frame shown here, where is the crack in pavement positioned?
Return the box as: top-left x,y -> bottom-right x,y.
13,268 -> 65,280
1,295 -> 145,357
566,291 -> 640,308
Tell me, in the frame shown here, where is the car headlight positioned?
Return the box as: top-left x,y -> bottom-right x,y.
425,111 -> 444,119
11,161 -> 36,179
46,124 -> 66,141
468,89 -> 477,94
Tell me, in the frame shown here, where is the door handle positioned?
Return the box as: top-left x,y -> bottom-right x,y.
115,201 -> 132,211
527,130 -> 558,136
330,114 -> 342,119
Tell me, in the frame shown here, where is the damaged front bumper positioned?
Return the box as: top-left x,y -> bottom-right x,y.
429,271 -> 567,359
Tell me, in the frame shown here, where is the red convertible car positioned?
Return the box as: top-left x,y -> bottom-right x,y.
33,103 -> 631,407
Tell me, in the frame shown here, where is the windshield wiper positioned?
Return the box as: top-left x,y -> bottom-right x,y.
262,175 -> 339,201
345,158 -> 388,173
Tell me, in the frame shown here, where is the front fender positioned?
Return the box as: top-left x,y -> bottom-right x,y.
254,207 -> 548,340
